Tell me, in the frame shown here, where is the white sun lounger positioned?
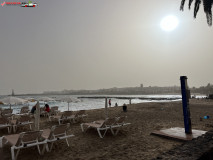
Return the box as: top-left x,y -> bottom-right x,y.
0,130 -> 46,160
41,123 -> 74,152
81,116 -> 130,138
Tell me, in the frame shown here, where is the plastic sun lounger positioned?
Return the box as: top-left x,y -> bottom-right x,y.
16,106 -> 30,116
0,117 -> 12,133
49,106 -> 60,116
80,118 -> 118,138
49,111 -> 76,124
1,109 -> 14,119
81,116 -> 131,138
75,110 -> 88,121
12,115 -> 33,133
0,130 -> 46,160
41,123 -> 74,152
110,116 -> 131,136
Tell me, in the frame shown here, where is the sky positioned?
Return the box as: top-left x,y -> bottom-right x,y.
0,0 -> 213,95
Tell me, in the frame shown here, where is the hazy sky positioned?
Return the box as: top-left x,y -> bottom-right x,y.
0,0 -> 212,95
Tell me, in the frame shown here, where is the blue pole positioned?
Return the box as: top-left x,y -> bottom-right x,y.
180,76 -> 192,134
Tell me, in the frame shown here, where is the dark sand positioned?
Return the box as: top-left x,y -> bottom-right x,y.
1,99 -> 213,160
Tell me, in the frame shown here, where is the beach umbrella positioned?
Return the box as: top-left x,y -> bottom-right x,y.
0,96 -> 28,109
59,96 -> 81,111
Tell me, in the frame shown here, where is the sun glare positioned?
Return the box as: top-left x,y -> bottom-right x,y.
160,15 -> 179,32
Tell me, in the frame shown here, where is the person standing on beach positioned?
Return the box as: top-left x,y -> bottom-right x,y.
123,103 -> 127,112
109,99 -> 111,107
45,104 -> 50,112
31,105 -> 36,114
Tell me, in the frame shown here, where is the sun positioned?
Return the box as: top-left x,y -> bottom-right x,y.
160,15 -> 179,32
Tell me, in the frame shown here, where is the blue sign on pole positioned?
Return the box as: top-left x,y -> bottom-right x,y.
180,76 -> 192,134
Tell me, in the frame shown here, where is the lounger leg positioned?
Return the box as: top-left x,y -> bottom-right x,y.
110,127 -> 115,135
49,142 -> 54,151
11,146 -> 15,160
46,143 -> 50,152
114,127 -> 122,136
80,124 -> 84,132
7,127 -> 10,134
37,144 -> 41,155
15,149 -> 20,160
29,124 -> 32,130
0,137 -> 3,148
65,138 -> 69,146
41,144 -> 46,155
97,129 -> 107,138
13,126 -> 17,133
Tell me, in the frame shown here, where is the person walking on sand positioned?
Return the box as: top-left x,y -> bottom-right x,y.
123,103 -> 127,112
109,99 -> 111,107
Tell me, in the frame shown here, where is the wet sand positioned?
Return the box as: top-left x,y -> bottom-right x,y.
1,99 -> 213,160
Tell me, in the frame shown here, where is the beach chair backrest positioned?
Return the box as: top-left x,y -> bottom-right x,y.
21,106 -> 29,110
116,116 -> 127,124
62,111 -> 72,118
1,109 -> 13,118
2,109 -> 12,114
40,107 -> 45,111
104,117 -> 117,127
51,106 -> 58,111
15,130 -> 43,147
49,123 -> 70,139
17,115 -> 31,124
0,117 -> 9,125
20,106 -> 29,113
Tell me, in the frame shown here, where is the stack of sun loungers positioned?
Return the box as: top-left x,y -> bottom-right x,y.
0,123 -> 74,160
16,106 -> 30,116
11,115 -> 34,133
49,110 -> 88,124
1,109 -> 13,119
0,117 -> 13,133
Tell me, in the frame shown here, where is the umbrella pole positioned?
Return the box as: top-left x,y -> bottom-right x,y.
35,101 -> 40,130
68,103 -> 69,111
105,97 -> 108,119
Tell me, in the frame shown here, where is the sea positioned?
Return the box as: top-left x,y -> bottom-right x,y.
0,94 -> 206,114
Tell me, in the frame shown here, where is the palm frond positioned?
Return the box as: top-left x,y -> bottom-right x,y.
180,0 -> 186,10
203,0 -> 213,26
180,0 -> 213,26
194,0 -> 201,18
189,0 -> 194,9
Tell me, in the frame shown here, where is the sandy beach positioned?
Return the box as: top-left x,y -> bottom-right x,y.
1,99 -> 213,160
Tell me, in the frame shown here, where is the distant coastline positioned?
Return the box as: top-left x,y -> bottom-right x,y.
3,83 -> 212,97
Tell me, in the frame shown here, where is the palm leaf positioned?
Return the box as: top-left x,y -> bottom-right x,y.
180,0 -> 213,26
194,0 -> 201,18
203,0 -> 213,26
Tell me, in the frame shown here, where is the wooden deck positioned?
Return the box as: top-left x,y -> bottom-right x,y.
151,127 -> 207,141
